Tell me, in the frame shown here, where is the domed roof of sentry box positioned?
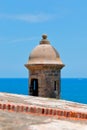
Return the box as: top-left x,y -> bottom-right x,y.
25,34 -> 64,67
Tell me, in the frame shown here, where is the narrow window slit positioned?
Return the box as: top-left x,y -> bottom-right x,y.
54,81 -> 56,91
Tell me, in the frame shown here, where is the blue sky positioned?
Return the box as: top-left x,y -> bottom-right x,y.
0,0 -> 87,78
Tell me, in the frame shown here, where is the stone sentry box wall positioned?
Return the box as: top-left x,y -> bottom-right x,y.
25,34 -> 64,99
29,65 -> 60,98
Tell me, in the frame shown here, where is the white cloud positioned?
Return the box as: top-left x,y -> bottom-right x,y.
0,36 -> 39,44
9,37 -> 39,43
0,13 -> 54,23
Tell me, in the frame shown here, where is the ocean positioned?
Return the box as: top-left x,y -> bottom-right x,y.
0,78 -> 87,104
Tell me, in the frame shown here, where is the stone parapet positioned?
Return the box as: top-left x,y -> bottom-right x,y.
0,101 -> 87,121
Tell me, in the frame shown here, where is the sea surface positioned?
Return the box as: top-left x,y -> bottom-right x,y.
0,78 -> 87,104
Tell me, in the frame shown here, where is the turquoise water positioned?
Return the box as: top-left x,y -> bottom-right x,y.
61,78 -> 87,104
0,78 -> 87,104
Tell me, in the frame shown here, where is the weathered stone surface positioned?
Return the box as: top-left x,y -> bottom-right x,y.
0,92 -> 87,113
0,93 -> 87,129
0,109 -> 87,130
29,67 -> 60,98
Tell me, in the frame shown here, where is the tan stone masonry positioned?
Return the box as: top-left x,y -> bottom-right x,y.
0,101 -> 87,121
0,92 -> 87,125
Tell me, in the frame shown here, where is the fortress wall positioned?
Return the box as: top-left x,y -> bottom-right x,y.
0,101 -> 87,121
